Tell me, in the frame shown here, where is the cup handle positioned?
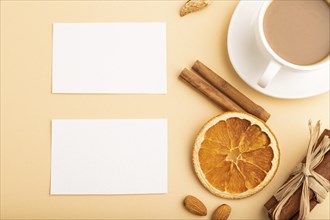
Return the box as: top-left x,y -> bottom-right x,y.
257,60 -> 282,88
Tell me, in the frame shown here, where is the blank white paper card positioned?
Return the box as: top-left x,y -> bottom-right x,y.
52,23 -> 167,94
51,119 -> 167,194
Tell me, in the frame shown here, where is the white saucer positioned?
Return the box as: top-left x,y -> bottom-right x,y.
227,1 -> 329,99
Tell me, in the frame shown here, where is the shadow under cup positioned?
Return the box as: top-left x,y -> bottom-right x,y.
256,0 -> 330,88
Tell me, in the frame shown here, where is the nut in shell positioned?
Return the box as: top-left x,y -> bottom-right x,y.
212,204 -> 231,220
183,195 -> 207,216
180,0 -> 210,17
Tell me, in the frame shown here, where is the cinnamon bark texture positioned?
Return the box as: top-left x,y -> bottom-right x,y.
180,68 -> 243,112
264,129 -> 330,220
192,60 -> 270,121
180,60 -> 271,121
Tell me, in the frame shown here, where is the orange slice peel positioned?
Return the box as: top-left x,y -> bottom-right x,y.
193,112 -> 280,199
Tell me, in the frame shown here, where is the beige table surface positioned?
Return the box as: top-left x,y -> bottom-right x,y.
1,0 -> 329,219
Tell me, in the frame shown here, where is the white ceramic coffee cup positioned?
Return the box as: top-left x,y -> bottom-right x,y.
255,0 -> 329,88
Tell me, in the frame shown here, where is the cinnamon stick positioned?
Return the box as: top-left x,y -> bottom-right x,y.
264,129 -> 330,219
180,68 -> 244,112
192,60 -> 270,122
290,199 -> 318,220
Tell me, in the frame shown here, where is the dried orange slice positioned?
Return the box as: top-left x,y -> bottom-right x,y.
193,112 -> 279,199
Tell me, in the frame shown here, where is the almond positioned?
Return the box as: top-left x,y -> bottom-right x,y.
183,195 -> 207,216
212,204 -> 231,220
179,0 -> 210,17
